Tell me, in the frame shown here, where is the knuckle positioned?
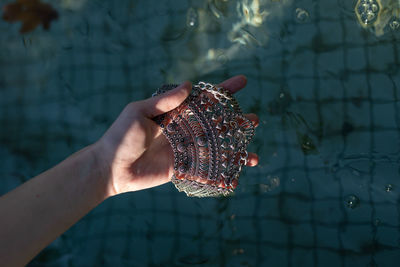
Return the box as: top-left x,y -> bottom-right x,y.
126,101 -> 139,112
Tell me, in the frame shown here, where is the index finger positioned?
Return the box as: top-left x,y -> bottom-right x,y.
217,75 -> 247,94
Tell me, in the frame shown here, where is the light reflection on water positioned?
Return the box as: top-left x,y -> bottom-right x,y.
1,0 -> 400,266
164,0 -> 293,81
355,0 -> 400,36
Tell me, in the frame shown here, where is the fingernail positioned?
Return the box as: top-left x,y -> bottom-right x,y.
254,119 -> 259,127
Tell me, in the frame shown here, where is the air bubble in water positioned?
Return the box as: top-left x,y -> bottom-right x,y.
295,8 -> 309,23
390,20 -> 400,30
385,184 -> 394,192
186,8 -> 198,28
216,52 -> 228,65
345,195 -> 360,209
355,0 -> 380,26
371,4 -> 378,12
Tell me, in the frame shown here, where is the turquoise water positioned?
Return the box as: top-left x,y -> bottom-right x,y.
1,0 -> 400,266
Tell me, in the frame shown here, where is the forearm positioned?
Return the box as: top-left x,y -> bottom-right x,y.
0,143 -> 109,267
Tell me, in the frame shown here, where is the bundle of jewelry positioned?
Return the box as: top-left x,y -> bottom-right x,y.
153,82 -> 255,197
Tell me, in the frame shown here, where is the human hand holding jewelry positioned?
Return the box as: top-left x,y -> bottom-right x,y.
96,75 -> 259,198
0,75 -> 258,266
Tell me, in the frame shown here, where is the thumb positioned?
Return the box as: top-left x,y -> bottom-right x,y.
139,81 -> 192,118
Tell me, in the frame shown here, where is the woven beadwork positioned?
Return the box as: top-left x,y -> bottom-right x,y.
153,82 -> 255,197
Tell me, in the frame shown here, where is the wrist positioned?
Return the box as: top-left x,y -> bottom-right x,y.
90,140 -> 117,199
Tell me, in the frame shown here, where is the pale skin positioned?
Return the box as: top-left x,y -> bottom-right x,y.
0,75 -> 259,266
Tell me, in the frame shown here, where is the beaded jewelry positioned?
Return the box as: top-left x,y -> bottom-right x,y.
153,82 -> 255,197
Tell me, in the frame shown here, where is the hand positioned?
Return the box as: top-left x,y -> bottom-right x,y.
0,75 -> 259,266
95,75 -> 260,198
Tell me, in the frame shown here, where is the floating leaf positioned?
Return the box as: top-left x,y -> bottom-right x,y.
2,0 -> 58,33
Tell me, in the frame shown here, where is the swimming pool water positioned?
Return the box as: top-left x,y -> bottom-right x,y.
1,0 -> 400,266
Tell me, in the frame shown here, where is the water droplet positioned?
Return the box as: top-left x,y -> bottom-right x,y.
345,195 -> 360,209
385,184 -> 394,192
355,0 -> 380,26
186,7 -> 198,28
295,8 -> 309,23
279,92 -> 285,98
216,52 -> 228,65
390,20 -> 400,30
360,4 -> 367,12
